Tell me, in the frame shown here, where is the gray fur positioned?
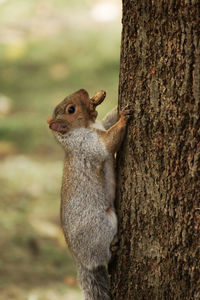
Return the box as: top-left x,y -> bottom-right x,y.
54,127 -> 117,299
101,106 -> 119,130
78,264 -> 111,300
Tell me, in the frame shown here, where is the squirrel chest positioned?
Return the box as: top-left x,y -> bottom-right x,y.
60,128 -> 114,232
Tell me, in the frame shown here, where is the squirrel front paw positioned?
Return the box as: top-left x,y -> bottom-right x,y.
120,105 -> 133,123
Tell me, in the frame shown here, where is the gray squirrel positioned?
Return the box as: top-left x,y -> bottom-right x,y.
47,89 -> 131,300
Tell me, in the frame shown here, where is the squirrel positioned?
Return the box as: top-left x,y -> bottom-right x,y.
47,89 -> 131,300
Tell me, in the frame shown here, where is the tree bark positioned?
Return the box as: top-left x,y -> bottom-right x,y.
109,1 -> 200,299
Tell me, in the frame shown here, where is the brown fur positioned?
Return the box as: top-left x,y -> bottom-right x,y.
98,110 -> 129,153
48,89 -> 96,134
47,89 -> 132,300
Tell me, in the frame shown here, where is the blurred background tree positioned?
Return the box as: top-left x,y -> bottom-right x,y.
0,0 -> 121,299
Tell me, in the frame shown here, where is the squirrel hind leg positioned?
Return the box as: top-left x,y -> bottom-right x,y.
78,263 -> 111,300
72,221 -> 114,269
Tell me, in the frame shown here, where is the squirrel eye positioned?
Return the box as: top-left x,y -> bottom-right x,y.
67,105 -> 76,114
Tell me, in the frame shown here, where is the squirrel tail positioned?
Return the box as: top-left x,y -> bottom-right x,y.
78,263 -> 111,300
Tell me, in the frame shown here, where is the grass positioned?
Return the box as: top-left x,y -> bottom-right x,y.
0,0 -> 121,298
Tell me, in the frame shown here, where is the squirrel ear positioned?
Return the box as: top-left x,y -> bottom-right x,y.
76,89 -> 89,98
75,89 -> 90,105
73,89 -> 90,109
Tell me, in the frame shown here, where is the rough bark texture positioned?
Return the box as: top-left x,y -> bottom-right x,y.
109,1 -> 200,299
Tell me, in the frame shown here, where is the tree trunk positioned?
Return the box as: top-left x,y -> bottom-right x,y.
109,1 -> 200,299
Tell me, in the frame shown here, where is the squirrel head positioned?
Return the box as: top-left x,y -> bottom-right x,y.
47,89 -> 98,135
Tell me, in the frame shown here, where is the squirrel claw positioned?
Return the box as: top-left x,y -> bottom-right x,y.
120,105 -> 133,122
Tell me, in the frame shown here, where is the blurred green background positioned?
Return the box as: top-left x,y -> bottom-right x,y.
0,0 -> 121,299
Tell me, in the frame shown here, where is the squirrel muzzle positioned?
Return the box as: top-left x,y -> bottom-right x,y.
49,120 -> 68,134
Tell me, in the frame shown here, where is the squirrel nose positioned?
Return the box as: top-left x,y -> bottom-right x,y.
46,116 -> 53,124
